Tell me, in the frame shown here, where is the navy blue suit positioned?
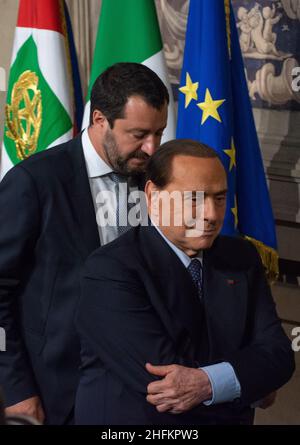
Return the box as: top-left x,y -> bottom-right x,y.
0,135 -> 100,424
75,224 -> 295,425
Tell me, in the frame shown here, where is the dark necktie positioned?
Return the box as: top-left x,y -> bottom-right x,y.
187,258 -> 203,299
109,172 -> 131,235
187,258 -> 209,364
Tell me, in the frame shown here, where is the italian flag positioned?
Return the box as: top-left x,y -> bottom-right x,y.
1,0 -> 82,179
82,0 -> 175,142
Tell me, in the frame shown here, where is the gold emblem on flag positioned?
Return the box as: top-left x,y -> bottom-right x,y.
5,70 -> 42,160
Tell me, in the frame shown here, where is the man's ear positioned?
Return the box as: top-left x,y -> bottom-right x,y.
145,180 -> 161,225
91,109 -> 108,129
145,180 -> 156,205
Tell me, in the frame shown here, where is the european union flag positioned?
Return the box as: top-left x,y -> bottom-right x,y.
177,0 -> 278,279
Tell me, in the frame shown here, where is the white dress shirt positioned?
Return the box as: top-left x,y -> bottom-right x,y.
82,128 -> 138,245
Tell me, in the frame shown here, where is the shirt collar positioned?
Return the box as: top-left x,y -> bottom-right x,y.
151,220 -> 202,268
82,128 -> 112,178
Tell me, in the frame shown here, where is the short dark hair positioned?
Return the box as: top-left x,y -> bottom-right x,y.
90,63 -> 169,127
146,139 -> 222,188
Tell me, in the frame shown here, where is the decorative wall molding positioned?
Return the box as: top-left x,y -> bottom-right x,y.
253,108 -> 300,223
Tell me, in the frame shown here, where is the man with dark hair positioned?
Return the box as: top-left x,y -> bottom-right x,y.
75,139 -> 294,425
90,63 -> 169,128
88,63 -> 169,176
0,62 -> 169,424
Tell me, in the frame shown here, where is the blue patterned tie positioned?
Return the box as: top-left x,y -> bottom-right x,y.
109,172 -> 131,235
187,258 -> 203,299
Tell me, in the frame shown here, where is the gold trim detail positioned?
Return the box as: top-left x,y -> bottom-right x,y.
5,70 -> 42,160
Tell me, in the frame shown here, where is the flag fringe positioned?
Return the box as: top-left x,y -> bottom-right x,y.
244,236 -> 279,283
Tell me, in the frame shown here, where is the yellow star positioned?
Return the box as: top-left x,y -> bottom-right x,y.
197,88 -> 225,125
179,72 -> 198,108
224,139 -> 236,171
231,196 -> 238,228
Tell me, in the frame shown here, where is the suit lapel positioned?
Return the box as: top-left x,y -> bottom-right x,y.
62,135 -> 100,257
203,241 -> 248,359
139,224 -> 205,357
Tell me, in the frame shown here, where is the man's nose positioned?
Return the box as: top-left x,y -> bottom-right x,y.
140,135 -> 158,156
204,198 -> 217,222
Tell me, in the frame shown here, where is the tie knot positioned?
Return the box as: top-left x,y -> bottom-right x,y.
188,258 -> 202,278
109,172 -> 127,184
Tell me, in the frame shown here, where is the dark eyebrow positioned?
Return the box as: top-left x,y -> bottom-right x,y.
214,189 -> 228,196
201,189 -> 228,198
127,126 -> 166,133
190,189 -> 228,197
127,128 -> 148,133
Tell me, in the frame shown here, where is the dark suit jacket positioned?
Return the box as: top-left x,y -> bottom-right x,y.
75,224 -> 295,425
0,135 -> 100,424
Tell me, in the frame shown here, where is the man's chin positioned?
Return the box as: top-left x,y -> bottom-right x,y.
126,158 -> 148,174
185,234 -> 218,251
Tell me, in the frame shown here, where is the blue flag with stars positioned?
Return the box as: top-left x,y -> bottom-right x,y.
177,0 -> 278,279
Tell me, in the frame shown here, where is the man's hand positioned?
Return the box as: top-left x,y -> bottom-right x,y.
145,363 -> 212,414
5,396 -> 45,424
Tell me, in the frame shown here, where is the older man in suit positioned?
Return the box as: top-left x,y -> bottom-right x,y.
75,139 -> 294,425
0,63 -> 169,424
